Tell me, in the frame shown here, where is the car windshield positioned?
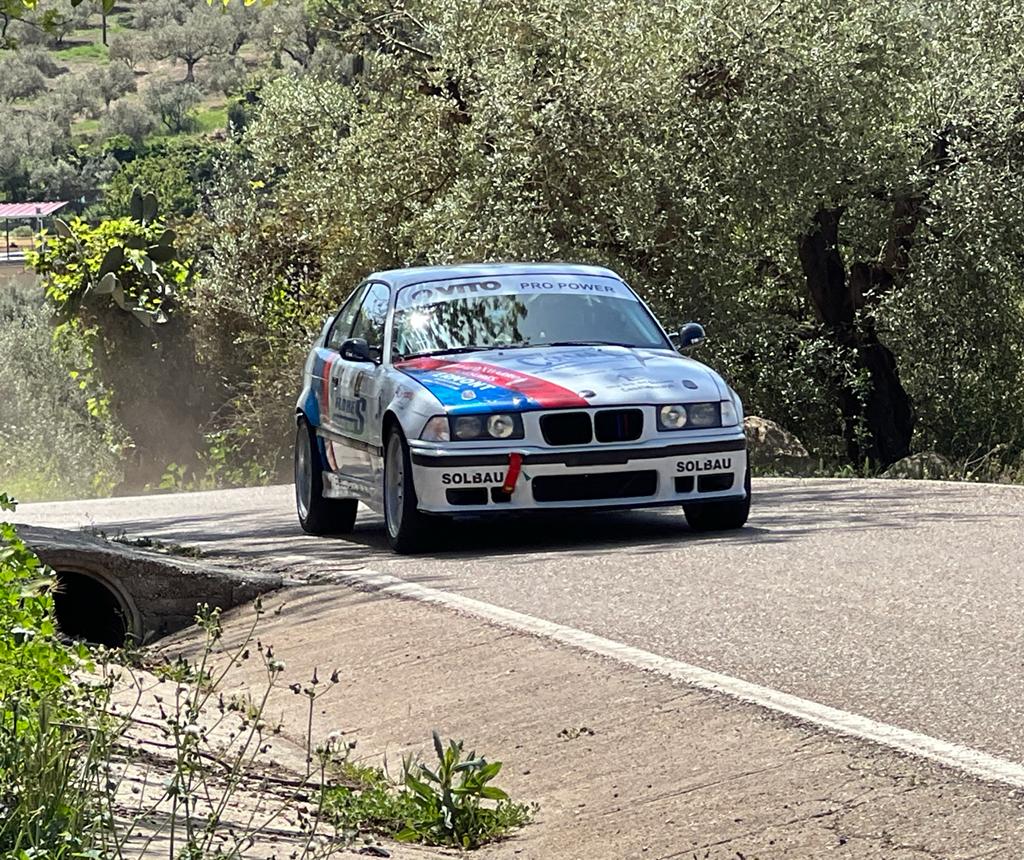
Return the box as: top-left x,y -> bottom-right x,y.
392,276 -> 669,358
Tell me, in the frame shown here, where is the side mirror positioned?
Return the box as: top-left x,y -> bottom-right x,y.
678,322 -> 706,350
340,337 -> 372,362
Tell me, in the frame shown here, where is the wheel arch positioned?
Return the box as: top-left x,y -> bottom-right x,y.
382,409 -> 404,441
296,388 -> 320,427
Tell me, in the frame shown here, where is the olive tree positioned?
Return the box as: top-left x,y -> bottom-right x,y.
140,0 -> 242,82
90,60 -> 136,109
100,98 -> 157,141
0,53 -> 45,98
144,78 -> 200,132
202,0 -> 1024,472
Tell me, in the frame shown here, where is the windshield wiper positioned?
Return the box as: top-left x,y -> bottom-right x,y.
397,344 -> 512,361
397,340 -> 634,360
534,340 -> 636,348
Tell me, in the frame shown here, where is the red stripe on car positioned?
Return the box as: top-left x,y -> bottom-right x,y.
397,357 -> 587,408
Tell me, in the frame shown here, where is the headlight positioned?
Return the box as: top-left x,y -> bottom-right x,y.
657,402 -> 724,431
720,399 -> 739,427
422,413 -> 525,442
487,414 -> 517,439
687,402 -> 720,428
659,404 -> 688,429
453,416 -> 483,440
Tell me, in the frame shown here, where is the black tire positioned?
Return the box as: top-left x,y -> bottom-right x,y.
383,426 -> 431,554
683,466 -> 751,532
294,417 -> 358,535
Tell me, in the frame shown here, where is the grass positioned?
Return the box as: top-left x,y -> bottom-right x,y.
71,117 -> 101,140
54,42 -> 109,61
195,105 -> 228,134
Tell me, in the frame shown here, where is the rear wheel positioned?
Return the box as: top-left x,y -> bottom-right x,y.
383,427 -> 430,554
683,466 -> 751,532
294,417 -> 357,535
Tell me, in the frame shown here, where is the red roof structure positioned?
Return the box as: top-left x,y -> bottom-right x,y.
0,202 -> 68,219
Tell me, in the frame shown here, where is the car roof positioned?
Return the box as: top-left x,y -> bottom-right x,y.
368,262 -> 624,290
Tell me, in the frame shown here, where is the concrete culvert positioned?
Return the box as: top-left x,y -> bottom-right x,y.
21,526 -> 288,644
52,570 -> 131,647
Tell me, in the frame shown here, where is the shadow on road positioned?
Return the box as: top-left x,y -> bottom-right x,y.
51,479 -> 1011,570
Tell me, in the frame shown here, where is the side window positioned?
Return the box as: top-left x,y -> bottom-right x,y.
349,283 -> 391,360
326,285 -> 368,351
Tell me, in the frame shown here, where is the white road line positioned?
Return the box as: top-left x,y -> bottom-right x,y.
338,568 -> 1024,791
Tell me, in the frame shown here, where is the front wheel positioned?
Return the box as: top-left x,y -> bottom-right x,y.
294,417 -> 357,535
383,428 -> 430,554
683,466 -> 751,532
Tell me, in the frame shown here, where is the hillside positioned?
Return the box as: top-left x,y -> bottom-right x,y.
0,0 -> 299,213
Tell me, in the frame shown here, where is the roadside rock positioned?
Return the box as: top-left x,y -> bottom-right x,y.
882,452 -> 955,480
744,415 -> 813,473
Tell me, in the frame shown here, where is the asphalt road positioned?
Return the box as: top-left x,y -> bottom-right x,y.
15,478 -> 1024,769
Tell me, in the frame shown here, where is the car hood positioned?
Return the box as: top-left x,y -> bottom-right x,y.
395,345 -> 728,414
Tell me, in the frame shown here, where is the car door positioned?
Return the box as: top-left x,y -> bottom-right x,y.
312,285 -> 367,487
326,282 -> 391,488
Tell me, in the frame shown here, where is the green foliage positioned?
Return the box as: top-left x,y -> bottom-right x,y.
0,286 -> 124,501
153,427 -> 276,492
90,59 -> 136,108
325,732 -> 533,849
0,0 -> 276,199
146,0 -> 236,84
104,139 -> 218,219
0,53 -> 47,99
0,524 -> 76,711
0,697 -> 109,859
30,189 -> 189,328
0,509 -> 106,859
144,78 -> 201,133
399,733 -> 532,848
0,536 -> 382,859
99,99 -> 158,144
196,0 -> 1024,475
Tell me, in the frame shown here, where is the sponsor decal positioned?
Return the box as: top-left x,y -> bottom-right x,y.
392,385 -> 416,412
406,280 -> 503,307
397,357 -> 587,412
325,439 -> 339,470
611,373 -> 676,393
441,471 -> 506,485
676,457 -> 733,473
324,471 -> 364,496
515,347 -> 611,372
332,392 -> 367,434
518,280 -> 617,293
315,351 -> 339,417
396,274 -> 634,310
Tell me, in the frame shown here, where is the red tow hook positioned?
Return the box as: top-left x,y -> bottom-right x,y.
502,452 -> 524,495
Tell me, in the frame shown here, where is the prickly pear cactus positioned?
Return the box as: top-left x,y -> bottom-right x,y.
30,186 -> 190,328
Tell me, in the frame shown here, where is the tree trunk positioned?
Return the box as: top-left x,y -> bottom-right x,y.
798,208 -> 914,468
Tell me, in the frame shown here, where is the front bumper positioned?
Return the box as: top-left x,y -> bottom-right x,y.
408,436 -> 747,514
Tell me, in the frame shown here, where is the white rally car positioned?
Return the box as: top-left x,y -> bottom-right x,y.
294,263 -> 749,552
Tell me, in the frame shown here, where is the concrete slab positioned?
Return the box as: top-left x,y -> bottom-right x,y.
164,587 -> 1024,859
